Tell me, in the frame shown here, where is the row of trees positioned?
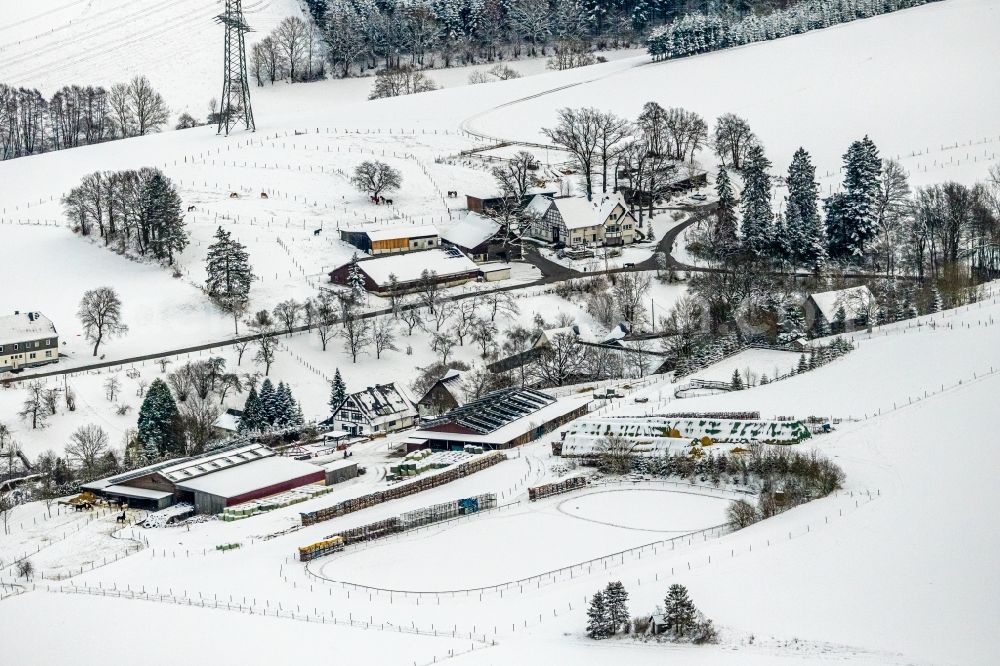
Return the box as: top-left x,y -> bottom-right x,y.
648,0 -> 937,60
62,168 -> 188,264
543,101 -> 711,206
251,16 -> 325,85
587,581 -> 716,643
0,76 -> 169,161
239,378 -> 305,433
703,131 -> 1000,283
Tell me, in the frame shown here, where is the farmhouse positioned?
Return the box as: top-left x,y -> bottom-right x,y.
526,194 -> 639,246
80,443 -> 326,513
329,383 -> 418,436
327,247 -> 481,295
804,285 -> 875,332
439,212 -> 519,262
0,311 -> 58,373
410,388 -> 591,451
340,224 -> 440,255
416,369 -> 466,418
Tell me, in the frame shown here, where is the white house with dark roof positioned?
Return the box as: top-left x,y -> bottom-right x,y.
526,194 -> 639,246
329,382 -> 418,436
0,311 -> 58,372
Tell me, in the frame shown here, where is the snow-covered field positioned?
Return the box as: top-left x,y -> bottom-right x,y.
2,1 -> 1000,664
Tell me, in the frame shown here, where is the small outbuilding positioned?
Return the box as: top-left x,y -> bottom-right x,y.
416,369 -> 466,418
328,247 -> 481,295
804,285 -> 875,333
340,224 -> 440,255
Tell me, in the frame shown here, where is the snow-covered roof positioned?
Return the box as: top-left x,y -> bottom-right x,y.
160,443 -> 274,483
354,248 -> 480,286
349,224 -> 439,242
477,262 -> 511,274
174,456 -> 322,499
535,324 -> 595,347
103,484 -> 173,501
595,194 -> 631,222
439,213 -> 500,249
0,311 -> 56,344
809,285 -> 874,322
347,383 -> 417,423
212,409 -> 243,432
553,197 -> 603,230
524,194 -> 553,219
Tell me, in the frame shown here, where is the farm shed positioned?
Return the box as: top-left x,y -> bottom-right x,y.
322,460 -> 359,485
340,224 -> 440,255
174,456 -> 325,515
328,247 -> 480,295
439,212 -> 518,262
412,389 -> 591,450
102,484 -> 174,511
477,263 -> 511,281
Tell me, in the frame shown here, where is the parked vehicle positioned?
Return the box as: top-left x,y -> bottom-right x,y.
634,396 -> 649,403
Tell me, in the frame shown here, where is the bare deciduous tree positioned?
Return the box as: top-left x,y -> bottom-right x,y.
543,107 -> 602,200
66,424 -> 109,478
273,299 -> 302,335
431,331 -> 457,365
104,375 -> 122,402
371,316 -> 398,359
368,65 -> 438,99
713,113 -> 756,170
351,160 -> 402,200
78,286 -> 128,357
341,310 -> 373,363
18,381 -> 47,429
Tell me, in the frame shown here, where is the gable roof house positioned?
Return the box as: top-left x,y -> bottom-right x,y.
526,194 -> 640,247
804,285 -> 875,333
416,369 -> 467,418
329,383 -> 418,436
340,224 -> 440,255
439,212 -> 520,262
328,247 -> 481,295
0,311 -> 59,373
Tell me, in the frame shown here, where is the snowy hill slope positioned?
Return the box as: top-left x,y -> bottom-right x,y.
467,0 -> 1000,190
0,0 -> 306,115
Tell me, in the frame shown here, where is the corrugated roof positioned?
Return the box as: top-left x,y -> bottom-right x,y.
160,443 -> 274,483
347,224 -> 439,242
422,387 -> 556,435
174,457 -> 322,499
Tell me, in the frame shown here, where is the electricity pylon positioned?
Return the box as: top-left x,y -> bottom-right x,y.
215,0 -> 255,135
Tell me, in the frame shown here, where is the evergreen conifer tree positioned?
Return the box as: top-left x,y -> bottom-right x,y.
786,148 -> 823,267
713,165 -> 738,249
239,385 -> 263,433
143,170 -> 188,264
205,227 -> 255,332
739,144 -> 774,256
586,591 -> 611,639
730,369 -> 744,390
329,368 -> 348,413
603,581 -> 630,634
664,584 -> 697,638
274,382 -> 293,427
137,378 -> 184,457
833,136 -> 881,258
797,354 -> 809,373
347,253 -> 367,301
258,378 -> 277,427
